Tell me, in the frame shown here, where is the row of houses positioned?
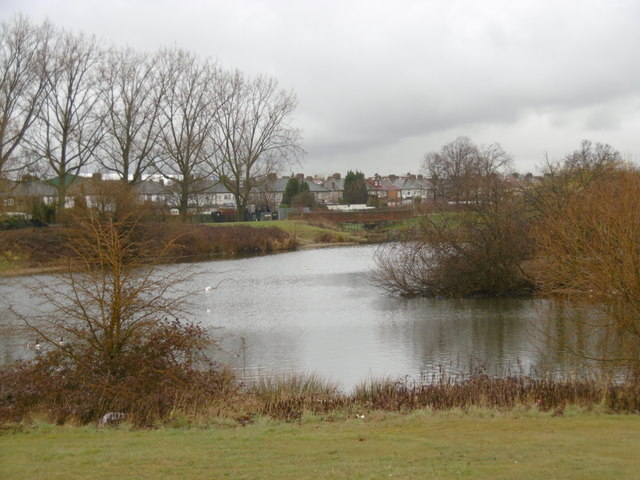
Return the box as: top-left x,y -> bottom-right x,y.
259,173 -> 434,210
0,173 -> 434,217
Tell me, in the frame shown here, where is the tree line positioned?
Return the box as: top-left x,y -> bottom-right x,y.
0,15 -> 303,221
374,136 -> 640,374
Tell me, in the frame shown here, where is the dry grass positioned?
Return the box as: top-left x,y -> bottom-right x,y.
0,222 -> 299,273
4,367 -> 640,428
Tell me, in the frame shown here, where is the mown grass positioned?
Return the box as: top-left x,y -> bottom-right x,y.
1,409 -> 638,479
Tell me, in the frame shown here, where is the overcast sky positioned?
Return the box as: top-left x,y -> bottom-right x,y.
2,0 -> 639,176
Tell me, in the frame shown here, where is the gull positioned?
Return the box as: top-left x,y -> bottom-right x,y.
204,286 -> 213,292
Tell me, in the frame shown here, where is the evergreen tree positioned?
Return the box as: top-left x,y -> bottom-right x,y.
281,177 -> 302,206
342,170 -> 368,204
281,177 -> 314,208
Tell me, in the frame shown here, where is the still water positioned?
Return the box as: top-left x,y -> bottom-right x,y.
1,245 -> 574,391
186,245 -> 563,390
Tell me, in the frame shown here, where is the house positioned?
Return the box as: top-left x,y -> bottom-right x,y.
390,176 -> 434,206
366,176 -> 403,208
135,179 -> 171,206
195,181 -> 236,211
0,180 -> 58,214
321,174 -> 345,204
1,174 -> 175,215
254,176 -> 332,210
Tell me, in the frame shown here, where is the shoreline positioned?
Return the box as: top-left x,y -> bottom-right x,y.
0,265 -> 68,277
0,241 -> 368,277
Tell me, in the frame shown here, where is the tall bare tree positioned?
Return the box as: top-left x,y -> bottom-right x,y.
422,136 -> 480,203
211,71 -> 303,221
27,28 -> 104,211
421,137 -> 511,204
156,49 -> 220,220
98,47 -> 164,184
0,16 -> 51,178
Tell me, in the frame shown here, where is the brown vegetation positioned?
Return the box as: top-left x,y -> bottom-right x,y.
3,368 -> 640,427
162,223 -> 297,258
373,139 -> 640,375
532,167 -> 640,372
374,138 -> 532,297
1,205 -> 234,426
0,222 -> 297,272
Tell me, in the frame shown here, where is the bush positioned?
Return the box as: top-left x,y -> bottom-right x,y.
0,318 -> 235,426
157,224 -> 297,258
373,198 -> 534,297
2,208 -> 237,426
0,223 -> 298,270
532,167 -> 640,371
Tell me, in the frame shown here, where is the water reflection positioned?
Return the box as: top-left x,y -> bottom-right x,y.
0,245 -> 596,390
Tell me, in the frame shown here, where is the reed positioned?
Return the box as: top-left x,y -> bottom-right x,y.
3,365 -> 640,427
247,373 -> 344,420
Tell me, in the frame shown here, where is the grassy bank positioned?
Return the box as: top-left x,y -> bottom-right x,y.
0,222 -> 301,275
0,219 -> 365,275
211,219 -> 363,246
1,409 -> 638,479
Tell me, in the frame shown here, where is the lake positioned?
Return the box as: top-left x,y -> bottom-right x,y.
0,245 -> 581,391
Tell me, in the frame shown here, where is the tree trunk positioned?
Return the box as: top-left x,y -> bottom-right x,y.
179,184 -> 190,222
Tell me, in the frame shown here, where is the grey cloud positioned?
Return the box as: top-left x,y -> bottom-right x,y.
2,0 -> 640,174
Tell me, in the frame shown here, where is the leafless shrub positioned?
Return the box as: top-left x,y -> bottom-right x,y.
375,138 -> 532,297
373,195 -> 533,297
2,203 -> 233,426
532,167 -> 640,373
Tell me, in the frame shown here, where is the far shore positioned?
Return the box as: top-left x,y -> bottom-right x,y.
0,240 -> 365,277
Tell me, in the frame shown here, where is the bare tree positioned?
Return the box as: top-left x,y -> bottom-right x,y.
0,16 -> 51,178
422,136 -> 480,203
6,197 -> 218,424
211,71 -> 303,221
98,47 -> 164,184
477,142 -> 513,177
421,137 -> 512,204
373,188 -> 531,297
26,28 -> 104,211
376,138 -> 529,297
156,49 -> 220,220
525,140 -> 622,216
17,205 -> 187,358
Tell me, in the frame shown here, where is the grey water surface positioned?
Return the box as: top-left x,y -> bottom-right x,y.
1,245 -> 575,391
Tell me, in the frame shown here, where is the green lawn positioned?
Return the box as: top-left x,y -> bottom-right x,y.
2,410 -> 639,479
